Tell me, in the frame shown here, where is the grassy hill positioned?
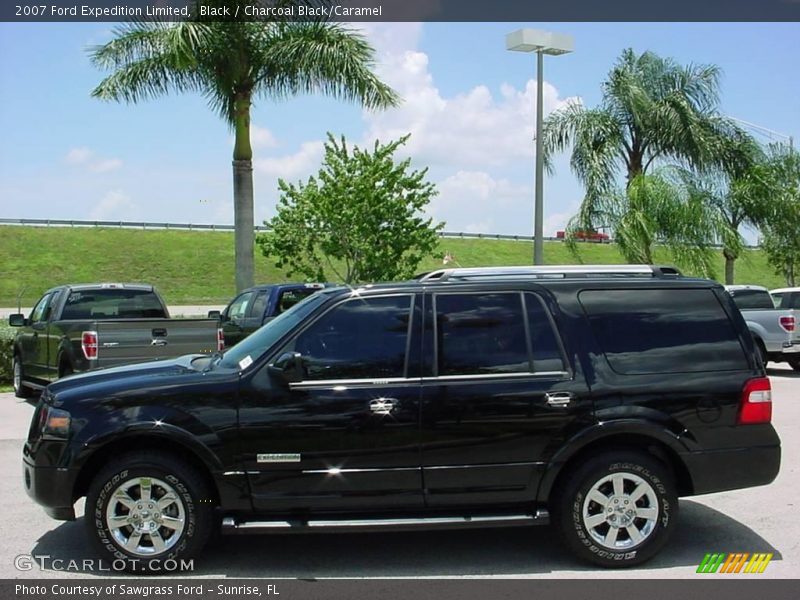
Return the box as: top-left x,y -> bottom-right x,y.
0,225 -> 785,307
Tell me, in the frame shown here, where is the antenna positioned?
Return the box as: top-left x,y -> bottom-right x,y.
16,287 -> 26,315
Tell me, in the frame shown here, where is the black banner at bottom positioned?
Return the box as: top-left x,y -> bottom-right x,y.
1,579 -> 799,600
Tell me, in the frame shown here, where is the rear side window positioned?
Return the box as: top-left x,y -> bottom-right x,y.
579,289 -> 748,374
434,292 -> 566,376
728,289 -> 774,310
60,289 -> 166,320
278,289 -> 318,314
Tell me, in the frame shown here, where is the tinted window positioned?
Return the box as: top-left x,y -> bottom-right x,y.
60,289 -> 166,320
249,291 -> 269,320
290,295 -> 413,380
771,293 -> 783,309
580,289 -> 748,374
436,293 -> 529,375
278,289 -> 317,314
525,293 -> 567,372
729,289 -> 774,310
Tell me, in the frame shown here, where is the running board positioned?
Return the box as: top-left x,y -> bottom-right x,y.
221,509 -> 549,535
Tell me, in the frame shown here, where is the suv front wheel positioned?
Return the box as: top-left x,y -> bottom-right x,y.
555,450 -> 678,568
85,451 -> 214,573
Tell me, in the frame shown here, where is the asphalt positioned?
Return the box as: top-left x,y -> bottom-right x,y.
1,365 -> 798,579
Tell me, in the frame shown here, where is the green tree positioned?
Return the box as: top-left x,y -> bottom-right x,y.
89,1 -> 399,292
675,137 -> 772,284
761,145 -> 800,286
543,48 -> 746,224
258,134 -> 443,284
566,171 -> 721,277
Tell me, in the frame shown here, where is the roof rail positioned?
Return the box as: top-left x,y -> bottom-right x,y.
417,264 -> 682,282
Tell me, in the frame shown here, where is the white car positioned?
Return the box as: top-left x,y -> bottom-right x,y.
770,287 -> 800,310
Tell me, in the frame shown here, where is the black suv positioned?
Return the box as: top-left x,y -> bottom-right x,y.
23,265 -> 781,571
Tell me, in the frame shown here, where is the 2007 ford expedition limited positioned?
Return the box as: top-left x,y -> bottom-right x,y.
23,265 -> 781,571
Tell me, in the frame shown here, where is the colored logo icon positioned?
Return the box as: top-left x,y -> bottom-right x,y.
697,553 -> 773,574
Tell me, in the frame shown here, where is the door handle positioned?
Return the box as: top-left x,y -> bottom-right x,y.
369,398 -> 397,415
545,392 -> 574,407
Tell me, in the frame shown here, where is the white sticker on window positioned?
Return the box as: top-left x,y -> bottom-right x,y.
238,355 -> 253,370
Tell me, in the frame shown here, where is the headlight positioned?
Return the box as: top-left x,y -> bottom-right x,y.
40,406 -> 71,439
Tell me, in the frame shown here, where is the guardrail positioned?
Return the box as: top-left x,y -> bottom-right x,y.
0,217 -> 758,248
0,217 -> 568,242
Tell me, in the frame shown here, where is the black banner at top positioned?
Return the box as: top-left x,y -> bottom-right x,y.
3,0 -> 800,23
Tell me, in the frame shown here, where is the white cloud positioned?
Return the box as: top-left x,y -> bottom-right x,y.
65,147 -> 92,165
251,125 -> 278,149
431,170 -> 532,234
64,147 -> 122,173
358,26 -> 577,169
89,190 -> 140,220
254,140 -> 324,181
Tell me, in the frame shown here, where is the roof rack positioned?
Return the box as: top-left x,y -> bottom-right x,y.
417,264 -> 682,282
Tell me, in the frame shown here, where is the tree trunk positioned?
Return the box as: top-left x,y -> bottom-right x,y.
232,93 -> 254,292
723,248 -> 737,285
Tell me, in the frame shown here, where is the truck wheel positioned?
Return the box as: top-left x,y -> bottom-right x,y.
755,340 -> 768,369
554,450 -> 678,568
12,355 -> 33,399
85,451 -> 214,574
789,357 -> 800,372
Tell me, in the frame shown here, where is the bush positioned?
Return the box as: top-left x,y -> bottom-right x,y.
0,325 -> 14,384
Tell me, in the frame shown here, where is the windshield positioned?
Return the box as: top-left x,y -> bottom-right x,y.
219,290 -> 333,370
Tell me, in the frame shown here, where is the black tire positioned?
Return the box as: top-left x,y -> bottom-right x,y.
554,450 -> 678,568
85,451 -> 214,574
755,340 -> 768,369
12,354 -> 33,399
58,358 -> 73,379
789,357 -> 800,372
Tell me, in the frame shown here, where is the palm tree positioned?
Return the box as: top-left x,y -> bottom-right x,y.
543,48 -> 745,226
89,4 -> 399,291
675,136 -> 771,284
566,171 -> 721,278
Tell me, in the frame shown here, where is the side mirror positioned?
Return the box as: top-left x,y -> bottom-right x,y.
207,310 -> 221,319
268,351 -> 305,384
8,314 -> 26,327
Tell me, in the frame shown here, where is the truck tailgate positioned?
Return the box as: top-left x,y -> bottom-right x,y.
94,319 -> 218,367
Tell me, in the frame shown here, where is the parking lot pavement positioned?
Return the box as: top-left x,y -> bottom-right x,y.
1,365 -> 797,579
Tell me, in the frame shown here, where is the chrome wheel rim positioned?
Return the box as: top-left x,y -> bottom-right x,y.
105,476 -> 185,557
582,472 -> 659,550
13,359 -> 21,393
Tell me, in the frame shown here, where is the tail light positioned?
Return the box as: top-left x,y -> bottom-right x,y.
81,331 -> 98,360
779,316 -> 795,332
217,328 -> 225,351
738,377 -> 772,425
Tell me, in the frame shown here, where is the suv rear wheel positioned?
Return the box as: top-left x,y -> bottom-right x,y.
554,450 -> 678,568
85,451 -> 214,573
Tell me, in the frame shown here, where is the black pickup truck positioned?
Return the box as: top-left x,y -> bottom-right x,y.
22,266 -> 780,572
10,283 -> 222,397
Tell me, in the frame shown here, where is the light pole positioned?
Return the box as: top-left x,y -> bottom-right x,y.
506,28 -> 574,265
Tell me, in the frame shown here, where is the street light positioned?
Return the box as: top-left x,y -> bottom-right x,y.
506,28 -> 574,265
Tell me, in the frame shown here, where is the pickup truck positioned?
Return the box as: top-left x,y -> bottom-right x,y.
725,285 -> 800,368
9,283 -> 222,398
211,282 -> 327,347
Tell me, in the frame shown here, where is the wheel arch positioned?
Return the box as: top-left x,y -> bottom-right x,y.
73,433 -> 221,507
538,429 -> 694,506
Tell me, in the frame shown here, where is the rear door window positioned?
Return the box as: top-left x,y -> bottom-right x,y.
434,292 -> 566,376
579,288 -> 748,374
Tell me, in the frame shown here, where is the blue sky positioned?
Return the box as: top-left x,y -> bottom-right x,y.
1,22 -> 798,237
